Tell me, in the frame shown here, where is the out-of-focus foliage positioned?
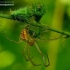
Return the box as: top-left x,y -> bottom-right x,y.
0,0 -> 70,70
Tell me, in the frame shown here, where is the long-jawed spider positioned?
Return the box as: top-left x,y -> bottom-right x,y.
0,24 -> 63,67
1,28 -> 50,67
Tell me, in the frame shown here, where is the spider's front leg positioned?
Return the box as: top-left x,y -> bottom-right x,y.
1,30 -> 22,43
34,42 -> 50,67
0,25 -> 23,43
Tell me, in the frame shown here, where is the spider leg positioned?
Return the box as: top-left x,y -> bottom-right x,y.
27,44 -> 41,66
0,24 -> 22,43
23,42 -> 33,61
23,42 -> 29,61
2,31 -> 22,44
34,42 -> 50,67
36,35 -> 63,42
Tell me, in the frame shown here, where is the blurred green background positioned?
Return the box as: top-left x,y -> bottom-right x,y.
0,0 -> 70,70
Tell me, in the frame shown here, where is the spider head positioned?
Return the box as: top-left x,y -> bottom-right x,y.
33,3 -> 46,22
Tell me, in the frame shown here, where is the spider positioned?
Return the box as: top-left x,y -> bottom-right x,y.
0,23 -> 63,67
1,25 -> 50,67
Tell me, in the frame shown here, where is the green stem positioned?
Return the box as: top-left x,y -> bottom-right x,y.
31,23 -> 70,38
48,28 -> 70,37
0,13 -> 70,38
0,14 -> 12,19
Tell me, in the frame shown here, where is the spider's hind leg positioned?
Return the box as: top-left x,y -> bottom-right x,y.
43,53 -> 50,67
27,44 -> 41,66
35,42 -> 50,67
23,43 -> 33,61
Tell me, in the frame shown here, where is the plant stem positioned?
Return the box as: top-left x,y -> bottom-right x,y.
47,28 -> 70,37
31,23 -> 70,38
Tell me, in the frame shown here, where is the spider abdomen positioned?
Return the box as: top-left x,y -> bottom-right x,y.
20,29 -> 28,41
20,29 -> 35,46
